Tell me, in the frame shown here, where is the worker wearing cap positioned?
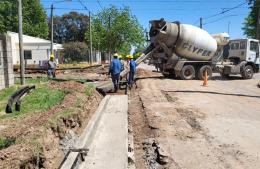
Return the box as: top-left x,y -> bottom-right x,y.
109,53 -> 122,92
128,55 -> 137,87
47,54 -> 57,78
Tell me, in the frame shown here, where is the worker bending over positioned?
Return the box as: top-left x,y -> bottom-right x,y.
128,55 -> 137,88
109,53 -> 122,92
47,54 -> 57,78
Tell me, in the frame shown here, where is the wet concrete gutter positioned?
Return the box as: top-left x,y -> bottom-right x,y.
60,95 -> 128,169
59,96 -> 111,169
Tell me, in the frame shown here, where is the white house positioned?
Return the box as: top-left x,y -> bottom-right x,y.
7,32 -> 62,66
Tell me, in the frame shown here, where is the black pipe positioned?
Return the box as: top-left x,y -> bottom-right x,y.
5,85 -> 35,113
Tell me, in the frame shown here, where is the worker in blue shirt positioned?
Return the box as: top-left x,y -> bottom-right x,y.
109,53 -> 122,92
127,55 -> 137,88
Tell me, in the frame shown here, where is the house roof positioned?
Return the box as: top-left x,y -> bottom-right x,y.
7,32 -> 63,49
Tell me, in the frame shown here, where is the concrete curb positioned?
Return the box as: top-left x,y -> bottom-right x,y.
60,95 -> 111,169
77,95 -> 128,169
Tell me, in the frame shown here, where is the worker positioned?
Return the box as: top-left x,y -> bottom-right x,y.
118,54 -> 125,72
47,54 -> 57,78
109,53 -> 122,92
127,55 -> 137,88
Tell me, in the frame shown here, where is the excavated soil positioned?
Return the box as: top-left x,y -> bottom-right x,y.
0,81 -> 102,169
129,66 -> 260,169
128,81 -> 155,169
128,69 -> 175,169
15,65 -> 110,81
57,65 -> 109,81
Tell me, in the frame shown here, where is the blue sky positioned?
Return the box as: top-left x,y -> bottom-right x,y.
41,0 -> 250,39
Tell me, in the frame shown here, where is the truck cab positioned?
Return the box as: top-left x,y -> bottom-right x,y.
228,39 -> 260,72
222,39 -> 260,78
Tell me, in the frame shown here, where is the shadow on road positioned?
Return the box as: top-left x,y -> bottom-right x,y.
211,76 -> 244,81
136,76 -> 164,80
164,90 -> 260,99
136,75 -> 247,81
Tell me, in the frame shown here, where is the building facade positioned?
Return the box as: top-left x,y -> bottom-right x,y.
7,32 -> 62,66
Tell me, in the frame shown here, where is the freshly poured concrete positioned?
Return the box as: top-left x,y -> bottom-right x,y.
79,95 -> 128,169
60,95 -> 128,169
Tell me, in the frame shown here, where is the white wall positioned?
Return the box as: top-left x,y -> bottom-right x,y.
8,32 -> 62,66
13,43 -> 50,65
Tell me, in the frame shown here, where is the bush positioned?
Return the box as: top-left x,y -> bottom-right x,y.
63,42 -> 89,62
0,137 -> 16,150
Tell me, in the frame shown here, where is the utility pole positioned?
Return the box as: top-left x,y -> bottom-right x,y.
50,4 -> 54,55
257,6 -> 260,40
50,1 -> 71,55
108,15 -> 111,61
89,11 -> 93,65
200,17 -> 203,29
228,21 -> 230,35
18,0 -> 25,85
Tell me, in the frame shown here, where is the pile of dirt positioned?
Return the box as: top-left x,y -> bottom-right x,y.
49,81 -> 86,93
0,81 -> 102,169
57,65 -> 110,81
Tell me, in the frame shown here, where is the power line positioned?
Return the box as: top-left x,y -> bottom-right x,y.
96,0 -> 104,10
77,0 -> 94,15
44,7 -> 248,11
203,14 -> 247,25
192,2 -> 247,26
204,2 -> 247,19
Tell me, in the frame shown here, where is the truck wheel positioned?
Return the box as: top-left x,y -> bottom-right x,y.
198,65 -> 212,80
241,65 -> 254,79
180,65 -> 195,80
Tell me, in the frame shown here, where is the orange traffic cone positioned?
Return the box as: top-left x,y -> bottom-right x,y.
202,70 -> 208,87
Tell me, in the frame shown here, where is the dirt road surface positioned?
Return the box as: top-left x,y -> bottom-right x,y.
129,63 -> 260,169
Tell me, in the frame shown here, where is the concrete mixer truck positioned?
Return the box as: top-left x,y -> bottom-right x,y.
120,19 -> 260,80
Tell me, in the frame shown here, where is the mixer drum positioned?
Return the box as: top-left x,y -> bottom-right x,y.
150,20 -> 217,61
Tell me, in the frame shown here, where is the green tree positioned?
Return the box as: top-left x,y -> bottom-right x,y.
133,45 -> 146,59
50,12 -> 89,43
86,6 -> 145,55
243,0 -> 260,38
0,0 -> 48,39
63,42 -> 89,62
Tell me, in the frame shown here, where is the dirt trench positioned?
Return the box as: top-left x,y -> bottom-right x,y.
128,82 -> 154,168
128,70 -> 177,169
0,81 -> 102,169
128,69 -> 211,169
129,86 -> 180,168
